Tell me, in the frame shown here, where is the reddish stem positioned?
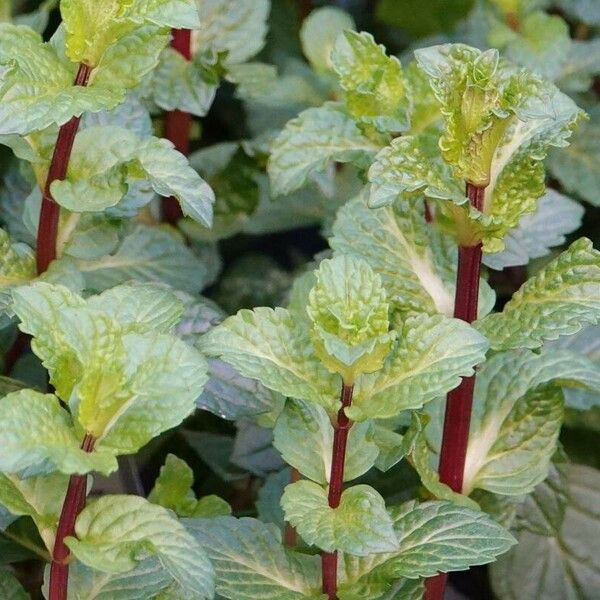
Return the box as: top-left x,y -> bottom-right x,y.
321,383 -> 354,600
36,63 -> 92,275
425,183 -> 485,600
298,0 -> 312,19
162,29 -> 193,224
49,434 -> 95,600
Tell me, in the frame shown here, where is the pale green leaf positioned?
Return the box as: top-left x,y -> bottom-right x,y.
491,464 -> 600,600
477,238 -> 600,350
67,495 -> 214,599
331,31 -> 410,133
0,472 -> 67,551
268,104 -> 378,196
149,454 -> 230,518
307,256 -> 395,383
192,0 -> 269,64
482,189 -> 584,270
67,558 -> 173,600
330,196 -> 494,317
0,389 -> 118,477
199,306 -> 339,413
556,39 -> 600,93
0,229 -> 35,288
76,225 -> 209,294
184,516 -> 322,600
273,399 -> 378,484
0,571 -> 28,600
152,48 -> 217,116
281,481 -> 398,555
367,133 -> 466,208
0,24 -> 122,135
300,7 -> 355,72
86,283 -> 184,334
348,313 -> 488,421
547,105 -> 600,206
555,0 -> 600,25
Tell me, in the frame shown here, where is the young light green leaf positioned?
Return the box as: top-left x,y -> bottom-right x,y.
268,104 -> 378,196
482,189 -> 584,270
367,133 -> 465,208
199,306 -> 339,413
281,481 -> 398,556
348,313 -> 488,421
307,256 -> 395,383
76,225 -> 209,294
273,399 -> 378,484
0,24 -> 122,135
192,0 -> 269,64
477,238 -> 600,350
331,31 -> 410,133
67,495 -> 214,599
149,454 -> 230,518
491,464 -> 600,600
300,7 -> 355,72
0,229 -> 35,288
0,389 -> 118,477
0,570 -> 28,600
184,516 -> 322,600
414,43 -> 541,186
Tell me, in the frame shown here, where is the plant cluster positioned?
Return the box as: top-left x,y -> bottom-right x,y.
0,1 -> 599,600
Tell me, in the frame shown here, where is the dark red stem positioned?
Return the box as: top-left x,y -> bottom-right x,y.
425,183 -> 485,600
162,29 -> 192,224
49,434 -> 95,600
321,383 -> 354,600
36,63 -> 92,275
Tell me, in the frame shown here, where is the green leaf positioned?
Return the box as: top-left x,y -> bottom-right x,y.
185,516 -> 322,600
300,7 -> 355,72
192,0 -> 269,64
477,238 -> 600,350
76,225 -> 209,294
281,481 -> 398,555
273,399 -> 378,484
199,306 -> 339,413
67,495 -> 214,599
152,48 -> 217,116
0,472 -> 67,551
60,0 -> 198,65
307,256 -> 395,383
490,464 -> 600,600
482,189 -> 584,270
0,389 -> 117,477
0,570 -> 28,600
424,348 -> 600,496
0,229 -> 35,288
149,454 -> 230,518
331,31 -> 410,134
67,558 -> 173,600
367,133 -> 466,208
547,105 -> 600,206
488,12 -> 571,80
555,0 -> 600,25
556,39 -> 600,93
336,500 -> 514,595
0,24 -> 122,135
414,43 -> 543,187
268,103 -> 378,196
51,126 -> 214,227
330,196 -> 495,317
348,313 -> 488,421
86,283 -> 184,334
